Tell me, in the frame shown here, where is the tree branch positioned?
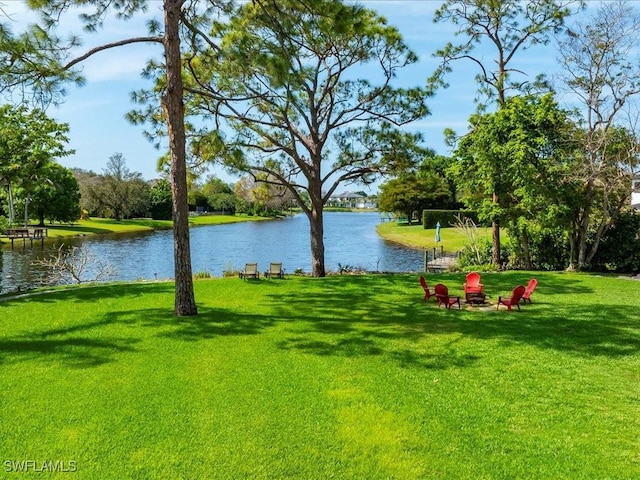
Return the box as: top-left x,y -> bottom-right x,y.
63,36 -> 163,70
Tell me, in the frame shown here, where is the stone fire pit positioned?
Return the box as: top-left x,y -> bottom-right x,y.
465,292 -> 487,306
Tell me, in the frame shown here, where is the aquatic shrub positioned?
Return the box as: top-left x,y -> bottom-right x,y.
193,270 -> 212,279
222,262 -> 239,277
31,244 -> 116,284
337,263 -> 355,274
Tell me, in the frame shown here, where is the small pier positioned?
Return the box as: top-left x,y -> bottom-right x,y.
1,228 -> 47,248
424,247 -> 459,272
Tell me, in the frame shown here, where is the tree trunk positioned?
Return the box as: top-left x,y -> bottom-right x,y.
577,225 -> 588,268
7,184 -> 15,226
520,229 -> 532,270
492,193 -> 501,267
163,0 -> 197,316
586,224 -> 606,265
308,203 -> 326,277
23,196 -> 29,227
576,196 -> 593,271
566,212 -> 579,271
492,221 -> 501,267
586,191 -> 612,265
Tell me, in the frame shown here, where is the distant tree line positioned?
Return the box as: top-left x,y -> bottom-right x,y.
73,155 -> 297,222
0,105 -> 297,225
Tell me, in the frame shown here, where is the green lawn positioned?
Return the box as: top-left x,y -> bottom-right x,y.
1,272 -> 639,479
2,215 -> 267,243
377,222 -> 493,251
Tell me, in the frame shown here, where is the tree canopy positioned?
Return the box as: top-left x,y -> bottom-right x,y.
0,103 -> 72,225
29,162 -> 81,226
378,174 -> 451,225
86,153 -> 150,221
431,0 -> 583,266
431,0 -> 582,107
556,0 -> 640,269
451,94 -> 579,268
179,0 -> 430,276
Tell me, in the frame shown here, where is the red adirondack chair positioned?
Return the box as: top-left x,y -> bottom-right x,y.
464,271 -> 484,294
522,278 -> 538,303
435,283 -> 461,310
497,285 -> 526,311
420,276 -> 434,301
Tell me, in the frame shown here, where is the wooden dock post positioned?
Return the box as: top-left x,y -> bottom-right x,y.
3,227 -> 47,249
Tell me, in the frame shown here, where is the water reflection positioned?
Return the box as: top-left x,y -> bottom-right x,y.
1,212 -> 424,293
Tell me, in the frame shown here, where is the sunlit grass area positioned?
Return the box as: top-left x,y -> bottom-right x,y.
189,213 -> 272,226
44,218 -> 169,237
1,215 -> 268,243
1,272 -> 638,479
377,222 -> 493,251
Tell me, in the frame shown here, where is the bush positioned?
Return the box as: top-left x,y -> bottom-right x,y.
149,179 -> 173,220
193,270 -> 212,279
422,209 -> 480,229
222,262 -> 239,277
457,238 -> 493,269
504,229 -> 569,271
529,231 -> 569,271
208,193 -> 237,215
591,211 -> 640,273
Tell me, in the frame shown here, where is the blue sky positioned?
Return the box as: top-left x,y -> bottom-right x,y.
4,0 -> 590,190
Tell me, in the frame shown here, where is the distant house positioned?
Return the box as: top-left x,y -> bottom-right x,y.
328,191 -> 376,209
633,175 -> 640,211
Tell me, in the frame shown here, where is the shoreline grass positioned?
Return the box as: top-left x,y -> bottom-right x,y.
1,214 -> 269,245
5,212 -> 475,253
376,221 -> 493,251
1,272 -> 638,478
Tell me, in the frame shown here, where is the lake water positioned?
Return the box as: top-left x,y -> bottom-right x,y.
0,212 -> 425,293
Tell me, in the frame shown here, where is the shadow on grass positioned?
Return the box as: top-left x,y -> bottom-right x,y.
111,305 -> 278,340
0,307 -> 274,369
266,274 -> 640,363
277,334 -> 481,370
0,281 -> 175,305
0,336 -> 140,368
390,349 -> 481,370
0,285 -> 168,366
1,274 -> 637,370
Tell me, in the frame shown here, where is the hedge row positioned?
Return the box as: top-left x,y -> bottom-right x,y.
422,209 -> 480,229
